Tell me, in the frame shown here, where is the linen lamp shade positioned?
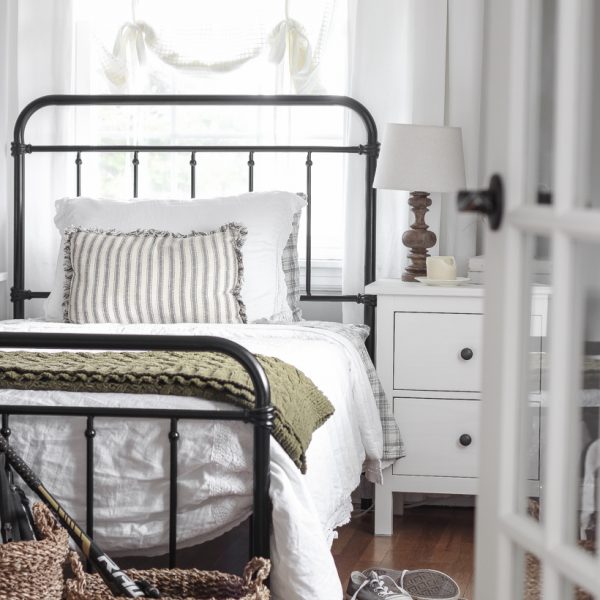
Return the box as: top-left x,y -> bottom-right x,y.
374,123 -> 465,192
373,123 -> 466,281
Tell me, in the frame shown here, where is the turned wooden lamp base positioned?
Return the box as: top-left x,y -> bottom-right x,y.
401,191 -> 437,282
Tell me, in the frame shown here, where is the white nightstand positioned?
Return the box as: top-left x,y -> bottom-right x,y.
366,279 -> 546,535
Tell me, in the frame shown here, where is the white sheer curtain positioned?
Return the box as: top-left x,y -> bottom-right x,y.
343,0 -> 414,324
0,0 -> 75,319
0,0 -> 16,320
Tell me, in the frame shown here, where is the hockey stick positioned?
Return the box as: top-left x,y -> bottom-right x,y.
0,434 -> 160,598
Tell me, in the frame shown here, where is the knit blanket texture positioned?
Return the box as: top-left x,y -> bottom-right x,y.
0,350 -> 334,472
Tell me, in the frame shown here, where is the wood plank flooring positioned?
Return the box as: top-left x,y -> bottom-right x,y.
332,506 -> 475,599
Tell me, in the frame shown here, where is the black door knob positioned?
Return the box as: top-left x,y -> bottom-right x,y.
457,173 -> 504,230
459,434 -> 472,447
460,347 -> 473,361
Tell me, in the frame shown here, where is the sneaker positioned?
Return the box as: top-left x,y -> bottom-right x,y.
370,568 -> 460,600
346,570 -> 413,599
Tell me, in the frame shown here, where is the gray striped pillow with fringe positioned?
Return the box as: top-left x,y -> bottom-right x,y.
63,224 -> 247,324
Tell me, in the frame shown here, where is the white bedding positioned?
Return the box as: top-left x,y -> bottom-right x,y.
0,319 -> 384,600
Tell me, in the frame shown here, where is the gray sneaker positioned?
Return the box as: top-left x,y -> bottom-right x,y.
346,570 -> 413,599
370,569 -> 460,600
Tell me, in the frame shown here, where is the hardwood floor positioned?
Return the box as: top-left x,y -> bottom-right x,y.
332,506 -> 475,599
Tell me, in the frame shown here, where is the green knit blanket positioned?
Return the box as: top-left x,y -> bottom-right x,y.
0,351 -> 334,473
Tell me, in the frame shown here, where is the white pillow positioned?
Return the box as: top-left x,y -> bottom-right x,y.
44,192 -> 306,323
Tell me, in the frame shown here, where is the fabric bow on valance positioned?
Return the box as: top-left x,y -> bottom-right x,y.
100,3 -> 332,93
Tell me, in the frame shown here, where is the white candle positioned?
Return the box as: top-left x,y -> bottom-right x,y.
426,256 -> 457,280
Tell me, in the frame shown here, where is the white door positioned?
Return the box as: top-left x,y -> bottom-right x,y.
474,0 -> 600,598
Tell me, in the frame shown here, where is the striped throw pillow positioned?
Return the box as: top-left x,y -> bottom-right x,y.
63,225 -> 247,324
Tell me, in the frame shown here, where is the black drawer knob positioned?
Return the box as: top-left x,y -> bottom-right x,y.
460,347 -> 474,361
459,434 -> 472,447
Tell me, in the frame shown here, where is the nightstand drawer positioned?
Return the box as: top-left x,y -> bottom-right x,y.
392,398 -> 480,478
393,311 -> 483,392
391,397 -> 540,480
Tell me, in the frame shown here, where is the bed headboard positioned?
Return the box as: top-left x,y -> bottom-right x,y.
11,95 -> 379,355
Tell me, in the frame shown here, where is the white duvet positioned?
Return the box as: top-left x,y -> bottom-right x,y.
0,320 -> 384,600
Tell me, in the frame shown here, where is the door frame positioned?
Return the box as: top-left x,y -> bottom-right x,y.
475,0 -> 600,597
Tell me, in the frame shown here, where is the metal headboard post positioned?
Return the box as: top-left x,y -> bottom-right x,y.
11,94 -> 379,355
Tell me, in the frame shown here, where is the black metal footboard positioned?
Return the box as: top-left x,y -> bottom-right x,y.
0,332 -> 274,568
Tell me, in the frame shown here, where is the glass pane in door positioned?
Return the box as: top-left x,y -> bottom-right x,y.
528,0 -> 557,204
517,235 -> 551,522
512,0 -> 557,523
517,551 -> 595,600
561,580 -> 595,600
515,546 -> 544,599
569,241 -> 600,558
577,0 -> 600,209
527,0 -> 557,207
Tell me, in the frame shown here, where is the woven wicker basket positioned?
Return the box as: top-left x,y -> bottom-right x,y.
65,555 -> 271,600
0,503 -> 69,600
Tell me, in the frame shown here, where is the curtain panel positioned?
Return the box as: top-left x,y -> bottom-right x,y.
0,0 -> 75,319
0,0 -> 16,320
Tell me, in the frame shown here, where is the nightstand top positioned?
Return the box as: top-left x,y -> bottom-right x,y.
365,279 -> 484,297
366,279 -> 550,298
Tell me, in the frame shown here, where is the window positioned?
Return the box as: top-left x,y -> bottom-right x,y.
72,0 -> 349,291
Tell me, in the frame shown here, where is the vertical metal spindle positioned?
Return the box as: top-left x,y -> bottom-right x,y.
251,379 -> 272,560
190,152 -> 197,198
305,152 -> 313,296
248,151 -> 255,192
75,152 -> 82,197
168,418 -> 179,568
85,418 -> 96,534
132,152 -> 139,198
364,147 -> 378,360
0,415 -> 9,484
1,414 -> 10,442
13,146 -> 26,318
85,416 -> 96,572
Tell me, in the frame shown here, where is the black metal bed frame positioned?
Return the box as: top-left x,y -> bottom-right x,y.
1,94 -> 379,569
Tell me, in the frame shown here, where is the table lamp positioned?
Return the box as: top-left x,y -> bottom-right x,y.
374,123 -> 466,282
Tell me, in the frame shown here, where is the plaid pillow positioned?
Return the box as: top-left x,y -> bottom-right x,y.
282,209 -> 303,321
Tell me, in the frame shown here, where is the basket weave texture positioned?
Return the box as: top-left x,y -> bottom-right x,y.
525,499 -> 594,599
0,503 -> 69,600
525,547 -> 593,600
65,555 -> 271,600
